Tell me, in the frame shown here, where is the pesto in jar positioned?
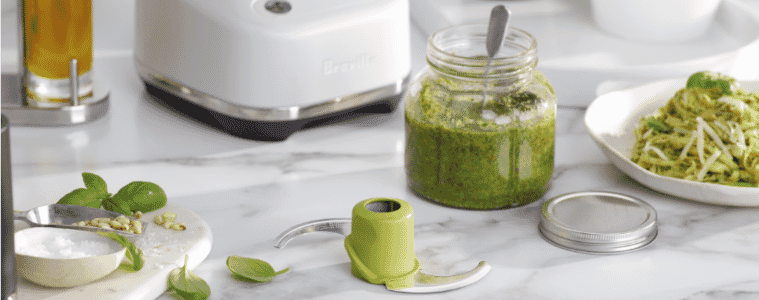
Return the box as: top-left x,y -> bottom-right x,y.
405,76 -> 555,209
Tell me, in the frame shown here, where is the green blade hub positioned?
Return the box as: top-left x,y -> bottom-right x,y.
344,197 -> 420,289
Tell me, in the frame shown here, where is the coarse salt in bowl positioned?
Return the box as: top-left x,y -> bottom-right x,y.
15,227 -> 126,288
590,0 -> 722,43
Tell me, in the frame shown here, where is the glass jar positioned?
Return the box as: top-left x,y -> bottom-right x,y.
404,24 -> 556,210
22,0 -> 94,107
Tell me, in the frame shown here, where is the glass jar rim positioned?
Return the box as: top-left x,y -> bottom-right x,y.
428,24 -> 537,63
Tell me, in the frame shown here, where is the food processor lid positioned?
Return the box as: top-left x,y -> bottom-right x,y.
538,191 -> 658,254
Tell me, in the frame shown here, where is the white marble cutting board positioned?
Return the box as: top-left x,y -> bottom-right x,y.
14,202 -> 213,300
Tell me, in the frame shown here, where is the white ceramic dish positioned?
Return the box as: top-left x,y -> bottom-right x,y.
15,227 -> 127,288
590,0 -> 721,43
585,78 -> 759,207
410,0 -> 759,106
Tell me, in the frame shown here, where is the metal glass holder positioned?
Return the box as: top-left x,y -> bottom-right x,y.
1,59 -> 109,126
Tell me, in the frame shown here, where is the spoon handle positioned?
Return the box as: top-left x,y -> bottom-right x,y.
12,210 -> 31,224
486,5 -> 510,58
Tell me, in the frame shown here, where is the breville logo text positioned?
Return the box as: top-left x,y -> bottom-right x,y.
323,54 -> 376,75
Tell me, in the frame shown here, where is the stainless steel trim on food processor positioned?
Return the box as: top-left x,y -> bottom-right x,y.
136,61 -> 409,122
538,191 -> 658,255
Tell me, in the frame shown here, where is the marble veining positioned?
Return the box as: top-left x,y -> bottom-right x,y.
6,3 -> 759,298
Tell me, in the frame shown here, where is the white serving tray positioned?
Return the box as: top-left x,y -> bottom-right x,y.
410,0 -> 759,107
15,202 -> 213,300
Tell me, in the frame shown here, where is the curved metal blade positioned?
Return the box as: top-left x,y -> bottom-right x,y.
392,261 -> 492,293
274,218 -> 352,248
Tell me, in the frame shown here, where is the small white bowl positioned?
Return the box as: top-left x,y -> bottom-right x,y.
590,0 -> 722,43
15,227 -> 126,288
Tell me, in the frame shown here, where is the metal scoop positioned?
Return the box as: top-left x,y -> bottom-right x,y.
275,218 -> 491,293
480,5 -> 511,120
13,204 -> 146,238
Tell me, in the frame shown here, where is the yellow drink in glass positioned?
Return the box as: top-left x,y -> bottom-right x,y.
22,0 -> 93,107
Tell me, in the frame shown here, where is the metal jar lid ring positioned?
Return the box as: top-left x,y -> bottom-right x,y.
538,191 -> 658,255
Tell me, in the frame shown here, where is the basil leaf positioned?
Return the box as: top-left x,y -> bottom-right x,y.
57,188 -> 103,209
101,198 -> 133,216
169,255 -> 211,300
112,181 -> 167,213
97,231 -> 144,271
226,255 -> 289,283
646,118 -> 672,133
686,71 -> 736,96
82,172 -> 109,199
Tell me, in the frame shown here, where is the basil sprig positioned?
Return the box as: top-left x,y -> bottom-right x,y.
168,255 -> 211,300
57,172 -> 167,215
97,231 -> 144,271
226,255 -> 289,283
686,71 -> 736,96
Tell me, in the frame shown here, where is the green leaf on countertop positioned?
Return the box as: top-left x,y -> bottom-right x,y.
57,188 -> 103,209
226,255 -> 289,283
82,172 -> 109,199
168,254 -> 211,300
97,231 -> 144,271
112,181 -> 167,213
101,198 -> 133,216
57,172 -> 168,216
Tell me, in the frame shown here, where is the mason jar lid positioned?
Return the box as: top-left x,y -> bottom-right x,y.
538,191 -> 658,254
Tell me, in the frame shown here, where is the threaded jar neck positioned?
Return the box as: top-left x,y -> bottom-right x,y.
426,24 -> 538,85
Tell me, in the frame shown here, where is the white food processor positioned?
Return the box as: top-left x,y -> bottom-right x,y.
134,0 -> 411,140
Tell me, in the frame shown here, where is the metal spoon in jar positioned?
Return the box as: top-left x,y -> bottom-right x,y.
13,204 -> 146,239
481,5 -> 511,120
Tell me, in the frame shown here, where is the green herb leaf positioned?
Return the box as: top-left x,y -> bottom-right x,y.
97,231 -> 144,271
226,255 -> 289,283
82,172 -> 109,199
112,181 -> 167,213
169,255 -> 211,300
57,188 -> 103,209
646,118 -> 672,133
101,198 -> 133,216
686,71 -> 736,96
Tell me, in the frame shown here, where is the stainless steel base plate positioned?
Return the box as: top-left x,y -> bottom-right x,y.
1,73 -> 109,126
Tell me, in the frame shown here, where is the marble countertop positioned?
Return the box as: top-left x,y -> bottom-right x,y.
4,1 -> 759,299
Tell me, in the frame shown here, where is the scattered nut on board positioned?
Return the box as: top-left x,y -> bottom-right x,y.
153,211 -> 186,231
72,215 -> 144,235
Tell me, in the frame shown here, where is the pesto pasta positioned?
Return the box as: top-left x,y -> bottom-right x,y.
631,72 -> 759,187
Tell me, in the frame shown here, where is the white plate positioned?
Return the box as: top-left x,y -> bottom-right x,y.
410,0 -> 759,106
584,78 -> 759,207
